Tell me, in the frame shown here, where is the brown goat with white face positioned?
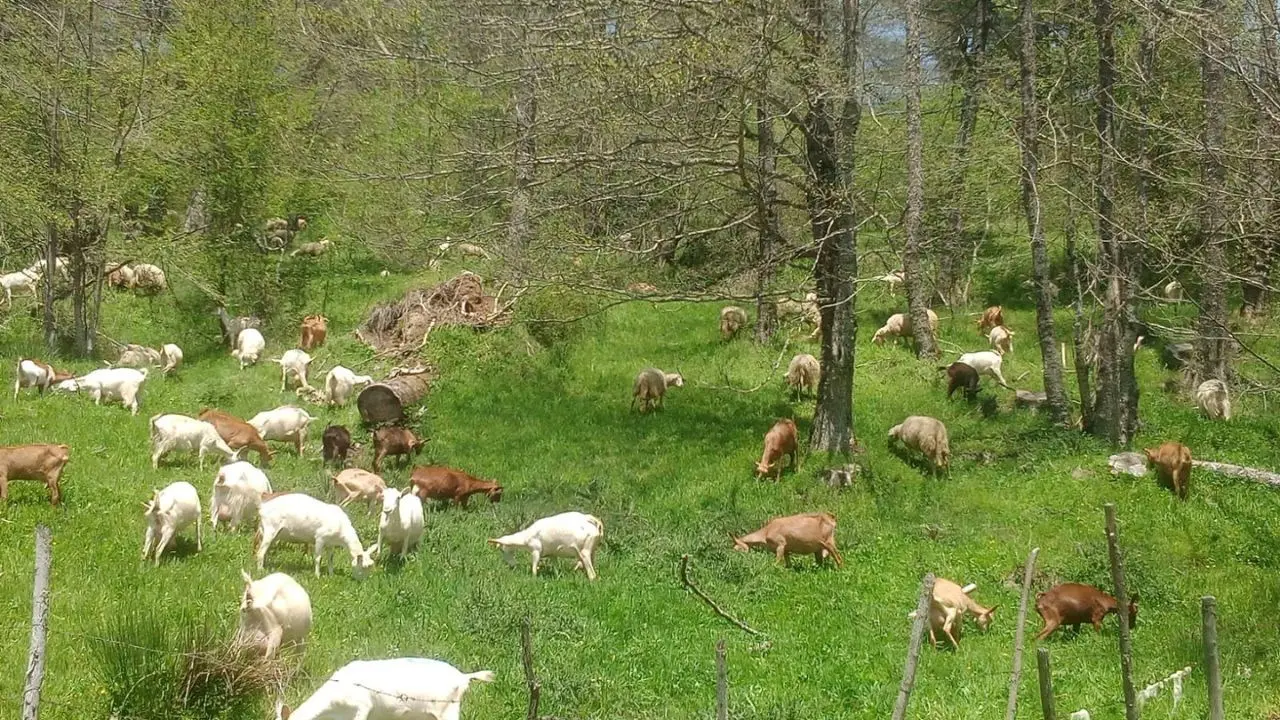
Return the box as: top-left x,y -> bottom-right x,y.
732,512 -> 842,568
1034,583 -> 1137,641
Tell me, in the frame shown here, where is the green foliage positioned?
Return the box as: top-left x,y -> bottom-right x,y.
517,286 -> 606,350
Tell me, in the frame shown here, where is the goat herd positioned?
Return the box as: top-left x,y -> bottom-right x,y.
0,291 -> 1237,719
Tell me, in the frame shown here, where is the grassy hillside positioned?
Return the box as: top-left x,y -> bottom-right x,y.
2,262 -> 1280,720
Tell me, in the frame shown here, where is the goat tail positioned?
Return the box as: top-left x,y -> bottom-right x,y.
586,514 -> 604,534
464,670 -> 496,684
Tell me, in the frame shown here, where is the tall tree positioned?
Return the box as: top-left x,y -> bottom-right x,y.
1090,0 -> 1139,444
807,0 -> 860,453
509,9 -> 537,262
902,0 -> 937,359
1195,0 -> 1231,383
753,10 -> 782,344
1243,0 -> 1279,317
1017,0 -> 1069,425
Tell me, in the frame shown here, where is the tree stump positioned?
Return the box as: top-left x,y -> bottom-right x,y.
357,371 -> 430,425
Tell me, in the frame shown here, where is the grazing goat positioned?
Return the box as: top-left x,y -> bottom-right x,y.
130,263 -> 167,293
274,349 -> 313,391
785,353 -> 820,397
909,578 -> 996,648
160,343 -> 183,374
872,309 -> 939,345
14,358 -> 73,398
878,270 -> 905,295
1195,379 -> 1231,420
755,419 -> 798,480
977,305 -> 1004,333
151,414 -> 239,470
720,306 -> 748,340
325,365 -> 373,406
275,658 -> 494,720
331,469 -> 386,513
117,344 -> 161,368
299,315 -> 327,351
375,487 -> 425,561
248,406 -> 314,456
732,512 -> 843,568
988,325 -> 1015,355
489,511 -> 603,580
255,493 -> 373,577
235,570 -> 311,658
1163,280 -> 1184,301
232,328 -> 266,369
321,424 -> 353,466
62,367 -> 148,414
372,425 -> 425,472
0,269 -> 40,306
141,482 -> 202,566
956,351 -> 1010,388
1144,442 -> 1192,500
410,466 -> 503,507
888,416 -> 950,475
631,368 -> 684,413
1035,583 -> 1137,641
199,409 -> 273,466
290,239 -> 332,257
106,264 -> 134,289
211,461 -> 273,531
0,443 -> 70,505
777,292 -> 821,338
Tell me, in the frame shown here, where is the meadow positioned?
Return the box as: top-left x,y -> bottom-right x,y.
2,255 -> 1280,720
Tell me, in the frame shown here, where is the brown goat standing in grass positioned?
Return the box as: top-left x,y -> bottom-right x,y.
299,315 -> 328,351
1034,583 -> 1137,641
732,512 -> 843,568
755,419 -> 798,480
977,305 -> 1004,333
1145,442 -> 1192,499
0,443 -> 70,505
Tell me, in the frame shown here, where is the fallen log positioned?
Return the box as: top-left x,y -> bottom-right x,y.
357,369 -> 431,425
1191,460 -> 1280,488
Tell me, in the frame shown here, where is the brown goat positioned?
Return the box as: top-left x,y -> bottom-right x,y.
976,305 -> 1004,333
732,512 -> 843,568
299,315 -> 328,351
943,361 -> 980,400
372,425 -> 425,472
321,424 -> 353,466
755,419 -> 798,480
410,466 -> 503,507
0,443 -> 70,505
198,409 -> 273,466
1145,442 -> 1192,500
1035,583 -> 1137,641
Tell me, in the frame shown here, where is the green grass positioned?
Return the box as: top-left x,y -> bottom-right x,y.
2,263 -> 1280,719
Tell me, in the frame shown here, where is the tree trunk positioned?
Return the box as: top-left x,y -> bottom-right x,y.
509,20 -> 537,260
937,0 -> 990,306
1137,17 -> 1157,293
1090,0 -> 1139,445
1195,0 -> 1231,383
902,0 -> 936,359
1065,192 -> 1093,429
754,101 -> 781,344
1018,0 -> 1069,425
806,0 -> 859,454
42,224 -> 58,352
1243,0 -> 1278,318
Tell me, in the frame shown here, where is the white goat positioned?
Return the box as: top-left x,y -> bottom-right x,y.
63,367 -> 148,414
872,310 -> 939,345
13,359 -> 71,398
0,270 -> 40,306
130,263 -> 167,293
141,482 -> 202,566
232,328 -> 266,369
324,365 -> 374,406
117,344 -> 161,368
274,349 -> 313,391
255,493 -> 374,577
161,343 -> 184,374
488,511 -> 604,580
150,414 -> 239,469
1195,379 -> 1232,420
374,487 -> 425,561
248,406 -> 314,456
988,325 -> 1015,355
1163,280 -> 1184,302
235,570 -> 311,658
785,353 -> 820,397
956,351 -> 1010,388
276,658 -> 494,720
211,461 -> 273,531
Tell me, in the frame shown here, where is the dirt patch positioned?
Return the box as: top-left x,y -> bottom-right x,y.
356,272 -> 511,354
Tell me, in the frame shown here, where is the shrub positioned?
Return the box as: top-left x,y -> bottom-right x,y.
517,286 -> 605,350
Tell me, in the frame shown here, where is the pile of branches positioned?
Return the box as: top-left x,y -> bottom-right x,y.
357,271 -> 510,353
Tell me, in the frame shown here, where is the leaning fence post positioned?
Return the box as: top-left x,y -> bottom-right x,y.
520,617 -> 540,720
1005,547 -> 1040,720
1202,596 -> 1224,720
891,572 -> 935,720
1036,647 -> 1056,720
23,525 -> 53,720
715,639 -> 728,720
1104,503 -> 1138,720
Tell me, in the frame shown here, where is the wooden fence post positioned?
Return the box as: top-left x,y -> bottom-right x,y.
715,639 -> 728,720
891,572 -> 935,720
1103,503 -> 1138,720
23,525 -> 52,720
1036,647 -> 1056,720
521,617 -> 541,720
1005,547 -> 1040,720
1202,596 -> 1224,720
